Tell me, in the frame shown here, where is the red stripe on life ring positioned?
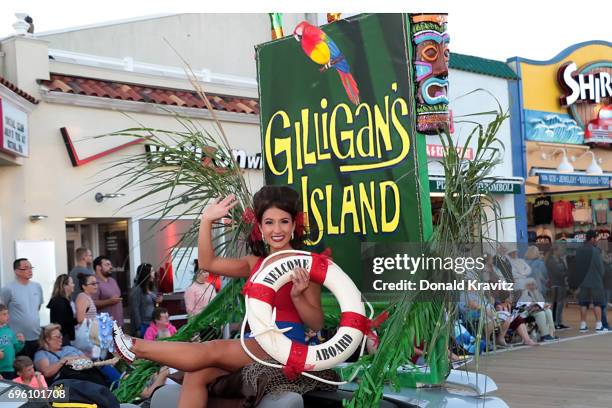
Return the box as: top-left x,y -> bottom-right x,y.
283,341 -> 313,380
243,282 -> 276,305
309,253 -> 329,285
339,311 -> 370,334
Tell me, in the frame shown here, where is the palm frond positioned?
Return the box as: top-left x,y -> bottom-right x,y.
346,92 -> 510,407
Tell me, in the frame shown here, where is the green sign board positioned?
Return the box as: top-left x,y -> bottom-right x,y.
256,14 -> 432,283
429,178 -> 521,194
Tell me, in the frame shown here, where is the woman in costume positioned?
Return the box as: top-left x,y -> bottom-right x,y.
113,185 -> 324,408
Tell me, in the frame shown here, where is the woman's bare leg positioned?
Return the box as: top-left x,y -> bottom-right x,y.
177,367 -> 228,408
132,338 -> 267,372
516,324 -> 538,346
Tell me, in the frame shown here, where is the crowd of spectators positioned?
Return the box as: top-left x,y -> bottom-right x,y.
0,235 -> 610,401
0,248 -> 217,401
457,229 -> 612,356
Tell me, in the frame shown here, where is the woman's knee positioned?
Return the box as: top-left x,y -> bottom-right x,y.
184,368 -> 225,385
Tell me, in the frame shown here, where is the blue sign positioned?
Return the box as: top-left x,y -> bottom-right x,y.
538,172 -> 611,187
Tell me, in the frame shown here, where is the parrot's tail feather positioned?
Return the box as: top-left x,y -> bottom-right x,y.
337,70 -> 360,105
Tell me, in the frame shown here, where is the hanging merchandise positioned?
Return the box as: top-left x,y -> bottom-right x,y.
597,228 -> 611,241
533,195 -> 553,224
591,199 -> 609,225
572,200 -> 592,224
553,200 -> 573,228
574,230 -> 587,241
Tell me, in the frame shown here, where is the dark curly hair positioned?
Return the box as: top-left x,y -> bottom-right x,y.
247,186 -> 309,257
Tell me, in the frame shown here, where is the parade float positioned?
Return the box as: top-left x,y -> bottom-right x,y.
100,13 -> 509,408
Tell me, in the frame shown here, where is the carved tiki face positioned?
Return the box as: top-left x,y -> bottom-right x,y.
410,14 -> 450,134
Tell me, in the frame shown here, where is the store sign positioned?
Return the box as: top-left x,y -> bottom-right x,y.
61,127 -> 144,167
559,62 -> 612,106
538,172 -> 611,187
144,144 -> 263,169
426,144 -> 473,160
258,14 -> 433,282
557,61 -> 612,144
429,178 -> 520,194
0,97 -> 29,157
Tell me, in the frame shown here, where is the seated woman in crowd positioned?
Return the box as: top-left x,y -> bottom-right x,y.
495,295 -> 538,346
144,307 -> 177,341
517,278 -> 557,342
130,263 -> 163,337
47,274 -> 77,346
33,324 -> 107,386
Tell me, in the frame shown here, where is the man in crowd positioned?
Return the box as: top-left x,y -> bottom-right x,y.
91,256 -> 123,326
0,259 -> 43,359
69,247 -> 93,301
576,230 -> 607,332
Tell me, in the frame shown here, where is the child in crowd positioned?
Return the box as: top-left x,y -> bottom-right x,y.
143,307 -> 177,340
0,304 -> 25,379
13,356 -> 47,389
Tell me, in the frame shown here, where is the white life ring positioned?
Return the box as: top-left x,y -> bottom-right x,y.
243,250 -> 367,375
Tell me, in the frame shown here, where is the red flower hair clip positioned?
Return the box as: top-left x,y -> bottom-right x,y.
242,207 -> 262,241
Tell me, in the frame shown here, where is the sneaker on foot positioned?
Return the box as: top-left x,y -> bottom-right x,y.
558,324 -> 571,330
579,322 -> 588,332
595,327 -> 609,332
113,321 -> 136,363
539,335 -> 556,342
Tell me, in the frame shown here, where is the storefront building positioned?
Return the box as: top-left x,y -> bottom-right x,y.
0,13 -> 524,324
0,14 -> 315,324
507,40 -> 612,244
430,54 -> 522,242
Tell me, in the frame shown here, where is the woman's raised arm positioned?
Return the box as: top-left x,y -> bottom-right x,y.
198,194 -> 252,278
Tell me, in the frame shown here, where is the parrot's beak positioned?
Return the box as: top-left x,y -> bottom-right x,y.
293,34 -> 301,42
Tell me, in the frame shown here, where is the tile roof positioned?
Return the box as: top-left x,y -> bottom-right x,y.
450,53 -> 518,80
38,74 -> 259,115
0,76 -> 39,104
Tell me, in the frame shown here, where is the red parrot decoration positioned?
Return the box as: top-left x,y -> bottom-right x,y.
293,21 -> 360,105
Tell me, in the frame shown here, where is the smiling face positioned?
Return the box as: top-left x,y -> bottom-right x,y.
259,207 -> 295,253
410,14 -> 450,134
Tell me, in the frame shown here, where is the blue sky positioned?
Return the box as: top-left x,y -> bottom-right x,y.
1,0 -> 610,63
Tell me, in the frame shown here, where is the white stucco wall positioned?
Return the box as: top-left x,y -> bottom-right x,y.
426,68 -> 517,242
36,13 -> 312,79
